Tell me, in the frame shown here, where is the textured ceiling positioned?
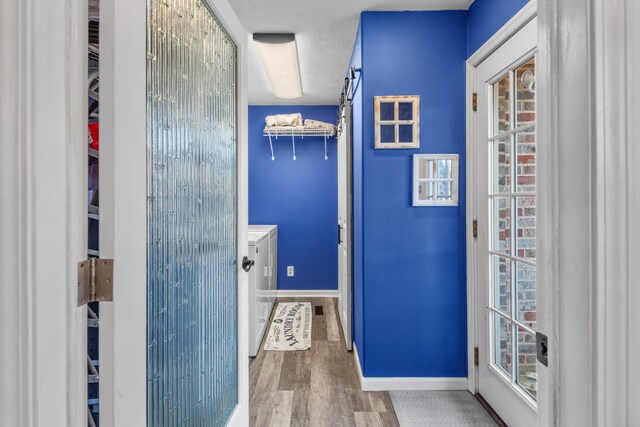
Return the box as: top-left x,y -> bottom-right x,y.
229,0 -> 474,105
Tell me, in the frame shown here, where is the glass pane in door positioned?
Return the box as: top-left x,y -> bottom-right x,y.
515,196 -> 536,260
147,0 -> 238,425
493,74 -> 511,135
493,197 -> 511,255
492,255 -> 511,314
493,137 -> 511,193
493,313 -> 512,375
517,327 -> 537,398
516,129 -> 536,193
516,58 -> 536,127
516,262 -> 536,326
488,54 -> 537,401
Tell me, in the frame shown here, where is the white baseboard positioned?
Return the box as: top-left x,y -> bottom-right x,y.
353,344 -> 468,391
273,289 -> 339,298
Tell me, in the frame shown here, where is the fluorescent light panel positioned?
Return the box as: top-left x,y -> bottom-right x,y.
253,33 -> 302,100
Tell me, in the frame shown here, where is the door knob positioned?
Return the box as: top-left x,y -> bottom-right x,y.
242,256 -> 255,272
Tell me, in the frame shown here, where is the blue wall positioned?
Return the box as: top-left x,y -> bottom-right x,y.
249,105 -> 338,290
356,11 -> 468,377
467,0 -> 531,56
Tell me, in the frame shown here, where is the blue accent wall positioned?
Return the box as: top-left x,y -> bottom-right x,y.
467,0 -> 531,56
355,11 -> 468,378
249,105 -> 338,290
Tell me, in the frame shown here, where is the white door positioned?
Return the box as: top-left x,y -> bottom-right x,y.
475,17 -> 538,427
99,0 -> 249,425
337,103 -> 353,350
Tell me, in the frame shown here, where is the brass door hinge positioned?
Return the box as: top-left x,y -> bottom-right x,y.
473,220 -> 478,239
472,92 -> 478,112
77,258 -> 114,306
474,346 -> 479,366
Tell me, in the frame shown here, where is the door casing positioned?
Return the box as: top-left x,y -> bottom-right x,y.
0,0 -> 88,425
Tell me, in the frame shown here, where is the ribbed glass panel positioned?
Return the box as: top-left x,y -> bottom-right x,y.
146,0 -> 238,425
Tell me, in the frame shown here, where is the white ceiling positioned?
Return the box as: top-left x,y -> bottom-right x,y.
229,0 -> 474,105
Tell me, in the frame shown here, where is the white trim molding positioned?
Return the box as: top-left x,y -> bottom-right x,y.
467,1 -> 537,66
1,0 -> 88,425
273,289 -> 339,298
353,345 -> 468,392
592,0 -> 640,424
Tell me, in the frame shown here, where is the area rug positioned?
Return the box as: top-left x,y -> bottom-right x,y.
389,391 -> 497,426
264,302 -> 312,351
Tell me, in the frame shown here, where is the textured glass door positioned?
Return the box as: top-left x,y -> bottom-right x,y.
146,0 -> 238,425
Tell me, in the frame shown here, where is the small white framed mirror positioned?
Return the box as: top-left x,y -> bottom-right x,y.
413,154 -> 459,206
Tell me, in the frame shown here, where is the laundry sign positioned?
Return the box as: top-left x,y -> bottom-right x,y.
264,302 -> 312,351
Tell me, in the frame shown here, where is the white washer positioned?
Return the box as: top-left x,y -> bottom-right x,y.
248,230 -> 269,357
248,225 -> 278,307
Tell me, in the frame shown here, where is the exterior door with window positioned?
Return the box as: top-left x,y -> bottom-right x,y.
475,17 -> 538,427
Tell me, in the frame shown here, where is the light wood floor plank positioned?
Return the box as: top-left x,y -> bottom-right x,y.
250,297 -> 399,427
269,390 -> 293,427
368,392 -> 388,412
251,351 -> 284,426
324,298 -> 341,342
354,412 -> 384,427
379,411 -> 402,427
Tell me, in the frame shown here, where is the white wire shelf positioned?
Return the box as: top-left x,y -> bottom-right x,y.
263,126 -> 336,161
263,126 -> 335,137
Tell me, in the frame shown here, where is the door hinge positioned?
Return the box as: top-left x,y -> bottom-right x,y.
474,346 -> 479,366
473,220 -> 478,239
472,92 -> 478,112
77,258 -> 114,306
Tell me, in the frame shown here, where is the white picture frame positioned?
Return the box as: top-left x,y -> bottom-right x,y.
413,154 -> 459,206
374,95 -> 420,149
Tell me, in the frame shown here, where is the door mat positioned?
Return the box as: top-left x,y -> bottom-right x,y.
264,302 -> 312,351
389,391 -> 497,426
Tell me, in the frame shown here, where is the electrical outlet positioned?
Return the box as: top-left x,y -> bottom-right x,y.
287,266 -> 294,277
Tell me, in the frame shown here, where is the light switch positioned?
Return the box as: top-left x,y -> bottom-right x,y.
287,266 -> 294,277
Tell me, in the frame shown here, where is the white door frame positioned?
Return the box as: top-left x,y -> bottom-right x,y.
99,0 -> 249,425
590,0 -> 640,424
0,0 -> 87,426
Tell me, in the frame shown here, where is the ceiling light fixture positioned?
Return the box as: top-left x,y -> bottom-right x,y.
253,33 -> 303,100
